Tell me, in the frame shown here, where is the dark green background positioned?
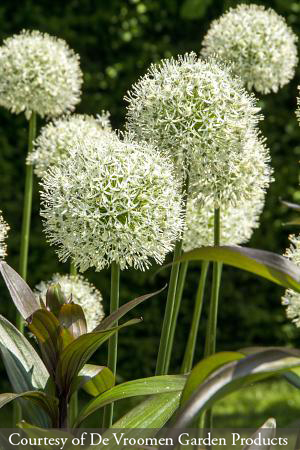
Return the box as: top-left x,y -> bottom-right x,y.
0,0 -> 300,391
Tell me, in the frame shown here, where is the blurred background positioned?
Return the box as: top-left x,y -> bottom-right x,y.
1,0 -> 300,427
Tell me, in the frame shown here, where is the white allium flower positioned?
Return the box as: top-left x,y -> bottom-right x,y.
34,273 -> 104,332
40,131 -> 184,272
183,193 -> 266,252
0,211 -> 9,259
27,112 -> 111,178
0,30 -> 83,118
201,4 -> 298,94
125,53 -> 265,207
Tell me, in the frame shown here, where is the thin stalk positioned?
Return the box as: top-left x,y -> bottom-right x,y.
14,112 -> 36,426
68,260 -> 78,423
181,261 -> 209,373
102,261 -> 120,428
164,261 -> 189,373
156,170 -> 190,376
202,207 -> 223,432
17,111 -> 37,332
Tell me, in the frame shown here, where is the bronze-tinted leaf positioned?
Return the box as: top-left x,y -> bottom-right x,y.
58,303 -> 87,338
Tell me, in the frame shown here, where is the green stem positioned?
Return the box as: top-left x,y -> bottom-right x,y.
155,239 -> 183,375
14,112 -> 36,427
103,261 -> 120,428
164,261 -> 189,373
17,112 -> 37,332
202,207 -> 223,432
156,170 -> 190,376
70,261 -> 77,276
181,261 -> 209,373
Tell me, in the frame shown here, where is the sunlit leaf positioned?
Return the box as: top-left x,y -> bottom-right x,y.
59,303 -> 87,338
74,375 -> 186,427
73,364 -> 115,397
178,246 -> 300,292
0,262 -> 40,319
243,418 -> 276,450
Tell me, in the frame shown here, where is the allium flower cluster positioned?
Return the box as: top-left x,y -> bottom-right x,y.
0,30 -> 83,118
0,211 -> 9,259
201,4 -> 298,94
27,112 -> 111,178
125,53 -> 265,207
282,235 -> 300,328
40,131 -> 183,272
34,273 -> 104,332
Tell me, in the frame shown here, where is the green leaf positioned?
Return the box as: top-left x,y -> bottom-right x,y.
0,391 -> 58,426
59,303 -> 87,338
178,246 -> 300,292
18,423 -> 73,450
76,364 -> 115,397
180,0 -> 213,19
93,286 -> 166,332
170,348 -> 300,433
56,318 -> 141,395
45,284 -> 66,316
74,374 -> 186,427
181,352 -> 244,405
284,218 -> 300,226
28,309 -> 61,377
0,314 -> 51,427
243,418 -> 276,450
0,262 -> 40,319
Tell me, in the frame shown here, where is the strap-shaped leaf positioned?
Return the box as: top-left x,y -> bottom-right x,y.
59,303 -> 87,338
56,318 -> 141,395
281,199 -> 300,211
178,246 -> 300,292
0,262 -> 40,319
74,364 -> 115,397
0,391 -> 58,426
170,348 -> 300,434
74,374 -> 186,427
0,314 -> 51,426
181,352 -> 244,405
18,422 -> 73,450
93,286 -> 166,332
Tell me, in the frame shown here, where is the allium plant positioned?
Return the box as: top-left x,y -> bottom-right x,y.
0,30 -> 83,344
201,4 -> 298,94
0,30 -> 82,119
34,274 -> 104,332
40,129 -> 183,426
0,211 -> 9,260
27,113 -> 111,178
125,52 -> 268,376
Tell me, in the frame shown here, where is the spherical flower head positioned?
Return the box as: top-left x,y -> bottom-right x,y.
0,30 -> 83,118
40,131 -> 184,272
34,273 -> 104,332
27,112 -> 111,178
0,211 -> 9,259
201,4 -> 298,94
125,53 -> 264,208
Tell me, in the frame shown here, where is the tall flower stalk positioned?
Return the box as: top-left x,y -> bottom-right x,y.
103,261 -> 120,427
17,112 -> 37,331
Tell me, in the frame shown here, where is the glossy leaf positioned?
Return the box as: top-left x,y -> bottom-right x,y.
243,418 -> 276,450
18,423 -> 73,450
0,314 -> 51,426
93,286 -> 166,332
74,374 -> 186,427
0,391 -> 58,425
59,303 -> 87,338
181,352 -> 244,405
28,309 -> 61,377
46,284 -> 66,316
75,364 -> 115,397
0,262 -> 40,319
178,246 -> 300,292
56,318 -> 141,395
170,348 -> 300,434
